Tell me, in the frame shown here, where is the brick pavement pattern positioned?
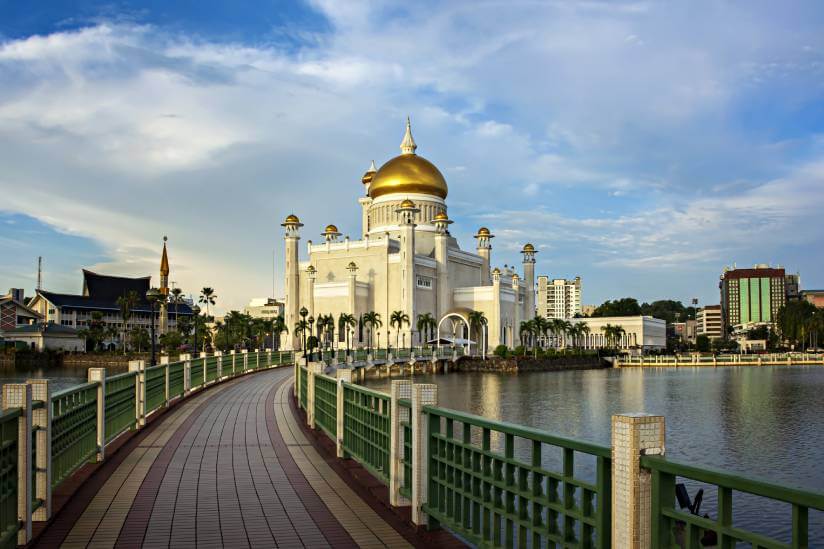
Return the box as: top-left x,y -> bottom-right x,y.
41,367 -> 408,548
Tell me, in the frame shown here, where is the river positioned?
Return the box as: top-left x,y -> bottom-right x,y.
365,365 -> 824,545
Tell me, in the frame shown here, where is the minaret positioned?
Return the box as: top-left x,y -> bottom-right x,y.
347,261 -> 358,343
512,273 -> 521,349
282,214 -> 303,350
359,161 -> 375,238
306,265 -> 316,318
474,227 -> 494,285
521,243 -> 537,319
396,198 -> 419,343
159,236 -> 169,335
491,267 -> 502,347
433,212 -> 452,319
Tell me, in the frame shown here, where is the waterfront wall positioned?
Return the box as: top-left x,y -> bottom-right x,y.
616,352 -> 824,367
456,355 -> 607,372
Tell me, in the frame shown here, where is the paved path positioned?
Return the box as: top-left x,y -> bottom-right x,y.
37,368 -> 412,548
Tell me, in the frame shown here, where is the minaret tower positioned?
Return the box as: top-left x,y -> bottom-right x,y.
521,243 -> 537,319
474,227 -> 494,285
396,198 -> 420,343
282,214 -> 303,350
359,161 -> 376,238
433,212 -> 452,320
159,236 -> 170,334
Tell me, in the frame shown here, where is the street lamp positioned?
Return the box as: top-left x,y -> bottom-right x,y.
300,307 -> 308,365
192,304 -> 201,354
146,287 -> 161,366
224,314 -> 231,351
308,316 -> 315,360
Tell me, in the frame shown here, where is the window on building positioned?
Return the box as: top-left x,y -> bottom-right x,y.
416,276 -> 433,289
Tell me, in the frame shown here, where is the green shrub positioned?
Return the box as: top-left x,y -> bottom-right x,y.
513,345 -> 526,356
493,345 -> 509,358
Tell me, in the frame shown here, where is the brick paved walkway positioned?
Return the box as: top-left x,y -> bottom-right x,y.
36,368 -> 412,548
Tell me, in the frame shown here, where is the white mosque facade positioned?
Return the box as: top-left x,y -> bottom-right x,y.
280,120 -> 536,353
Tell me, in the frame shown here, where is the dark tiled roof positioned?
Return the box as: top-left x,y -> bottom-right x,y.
82,269 -> 151,301
4,323 -> 81,336
37,290 -> 193,316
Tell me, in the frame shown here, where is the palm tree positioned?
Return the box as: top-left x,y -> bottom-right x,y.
519,319 -> 534,352
602,324 -> 626,349
199,287 -> 216,317
169,288 -> 184,331
576,323 -> 591,349
338,313 -> 356,355
416,313 -> 437,349
116,290 -> 139,354
362,311 -> 382,352
294,319 -> 309,352
467,311 -> 488,356
532,315 -> 550,349
390,310 -> 410,351
272,315 -> 288,351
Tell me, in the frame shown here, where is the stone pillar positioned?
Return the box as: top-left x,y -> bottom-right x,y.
307,266 -> 316,319
411,383 -> 438,527
390,380 -> 412,507
242,349 -> 249,372
27,379 -> 51,521
307,362 -> 323,429
215,350 -> 223,379
160,356 -> 170,406
611,414 -> 665,549
128,360 -> 147,428
88,368 -> 107,461
335,368 -> 353,458
3,383 -> 32,544
283,215 -> 303,350
182,353 -> 192,394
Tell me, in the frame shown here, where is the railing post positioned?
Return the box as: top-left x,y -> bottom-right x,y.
215,350 -> 223,380
181,353 -> 192,394
160,356 -> 170,407
611,414 -> 665,549
88,368 -> 106,461
335,369 -> 352,458
242,349 -> 249,372
27,379 -> 51,522
390,380 -> 412,507
3,383 -> 32,544
128,360 -> 146,428
306,362 -> 323,429
411,383 -> 438,527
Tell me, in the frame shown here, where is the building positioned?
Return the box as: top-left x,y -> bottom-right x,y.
720,264 -> 790,335
671,320 -> 697,344
280,119 -> 536,352
1,323 -> 86,352
581,304 -> 596,317
696,305 -> 723,340
0,289 -> 41,333
244,298 -> 285,320
537,276 -> 581,319
801,290 -> 824,308
27,240 -> 193,348
566,316 -> 666,353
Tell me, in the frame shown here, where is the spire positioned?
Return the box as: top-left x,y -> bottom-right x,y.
400,116 -> 417,155
368,159 -> 376,173
160,236 -> 170,277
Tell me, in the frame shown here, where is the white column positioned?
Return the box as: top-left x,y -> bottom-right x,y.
216,350 -> 223,379
242,349 -> 249,372
88,368 -> 107,461
27,379 -> 51,521
390,380 -> 412,507
3,383 -> 32,544
411,383 -> 438,526
611,414 -> 665,549
335,369 -> 353,458
128,360 -> 147,428
181,353 -> 192,394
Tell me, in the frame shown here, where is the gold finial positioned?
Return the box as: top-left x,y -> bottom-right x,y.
400,116 -> 417,155
160,237 -> 170,277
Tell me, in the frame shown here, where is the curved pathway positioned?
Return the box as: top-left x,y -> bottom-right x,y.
36,367 -> 411,548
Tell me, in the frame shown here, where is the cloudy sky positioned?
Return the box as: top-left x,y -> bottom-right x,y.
2,0 -> 823,313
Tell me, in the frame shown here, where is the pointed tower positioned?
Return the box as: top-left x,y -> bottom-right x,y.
400,116 -> 417,154
359,160 -> 376,238
396,198 -> 419,343
159,236 -> 170,334
282,214 -> 303,350
521,243 -> 537,319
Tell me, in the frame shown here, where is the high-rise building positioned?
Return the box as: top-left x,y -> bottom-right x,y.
537,276 -> 581,319
801,290 -> 824,308
719,264 -> 789,335
696,305 -> 722,340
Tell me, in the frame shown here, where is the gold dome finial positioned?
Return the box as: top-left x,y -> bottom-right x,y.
400,116 -> 417,155
160,237 -> 170,276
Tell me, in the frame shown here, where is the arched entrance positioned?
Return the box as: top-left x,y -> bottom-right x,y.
436,309 -> 472,354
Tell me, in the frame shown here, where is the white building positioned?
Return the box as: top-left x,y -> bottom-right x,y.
244,298 -> 285,320
537,276 -> 581,319
2,323 -> 86,352
565,316 -> 666,353
696,305 -> 723,340
281,119 -> 536,352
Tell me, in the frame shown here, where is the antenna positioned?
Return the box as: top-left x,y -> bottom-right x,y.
273,249 -> 276,299
37,256 -> 42,290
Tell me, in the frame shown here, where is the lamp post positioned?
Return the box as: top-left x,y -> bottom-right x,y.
300,307 -> 308,365
146,287 -> 161,366
308,316 -> 315,361
192,304 -> 201,354
224,314 -> 231,351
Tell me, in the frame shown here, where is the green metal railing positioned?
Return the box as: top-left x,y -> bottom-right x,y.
145,365 -> 166,413
342,383 -> 391,483
221,354 -> 233,376
104,372 -> 137,443
299,366 -> 308,409
205,356 -> 219,383
313,374 -> 337,439
190,358 -> 204,389
168,361 -> 185,398
422,406 -> 611,548
399,399 -> 413,499
50,383 -> 98,488
643,455 -> 824,548
0,409 -> 19,549
355,349 -> 368,362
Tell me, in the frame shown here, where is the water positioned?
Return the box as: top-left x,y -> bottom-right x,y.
0,362 -> 128,399
365,365 -> 824,545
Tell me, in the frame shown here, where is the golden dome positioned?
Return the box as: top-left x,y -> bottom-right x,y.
477,227 -> 491,236
369,154 -> 448,200
361,160 -> 377,185
282,213 -> 301,225
434,212 -> 448,220
399,198 -> 417,209
324,224 -> 339,234
522,243 -> 536,253
492,267 -> 501,275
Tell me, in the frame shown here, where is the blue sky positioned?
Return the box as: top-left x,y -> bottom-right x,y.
1,0 -> 823,312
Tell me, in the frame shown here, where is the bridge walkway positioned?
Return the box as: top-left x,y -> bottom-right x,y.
34,368 -> 412,548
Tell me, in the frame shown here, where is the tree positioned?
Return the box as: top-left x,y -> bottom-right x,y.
160,331 -> 182,353
80,311 -> 107,351
776,300 -> 821,350
467,311 -> 488,355
416,313 -> 437,347
602,324 -> 626,349
116,290 -> 139,354
519,319 -> 536,354
390,310 -> 410,350
199,287 -> 217,317
362,312 -> 382,351
169,288 -> 185,330
591,298 -> 642,317
338,313 -> 356,354
696,334 -> 711,352
294,319 -> 309,352
272,315 -> 288,351
129,326 -> 150,352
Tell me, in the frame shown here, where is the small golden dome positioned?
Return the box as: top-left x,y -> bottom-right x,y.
434,212 -> 448,220
522,243 -> 536,253
324,224 -> 339,234
492,267 -> 501,275
347,261 -> 358,270
399,198 -> 417,209
282,213 -> 301,226
361,160 -> 377,185
477,227 -> 491,236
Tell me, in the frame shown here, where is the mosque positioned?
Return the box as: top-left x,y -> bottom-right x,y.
280,119 -> 536,353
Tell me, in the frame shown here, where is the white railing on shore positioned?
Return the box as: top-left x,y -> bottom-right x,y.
616,352 -> 824,367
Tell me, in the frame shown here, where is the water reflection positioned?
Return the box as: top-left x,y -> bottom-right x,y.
366,366 -> 824,544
